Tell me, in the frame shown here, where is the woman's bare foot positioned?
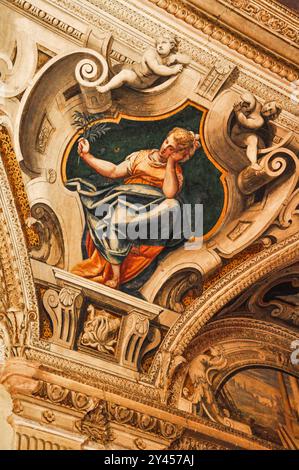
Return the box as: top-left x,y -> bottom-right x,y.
105,263 -> 121,288
105,278 -> 119,289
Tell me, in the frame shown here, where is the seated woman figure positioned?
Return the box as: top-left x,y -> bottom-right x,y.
69,127 -> 200,289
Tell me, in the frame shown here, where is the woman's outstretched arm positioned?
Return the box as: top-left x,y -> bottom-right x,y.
78,138 -> 129,178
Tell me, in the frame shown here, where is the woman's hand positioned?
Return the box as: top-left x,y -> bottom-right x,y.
78,138 -> 90,158
75,141 -> 129,179
170,156 -> 182,164
169,152 -> 187,163
170,139 -> 200,163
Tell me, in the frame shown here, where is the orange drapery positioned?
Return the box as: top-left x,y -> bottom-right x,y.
71,233 -> 164,285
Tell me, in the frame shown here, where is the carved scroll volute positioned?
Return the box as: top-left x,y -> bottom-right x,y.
0,11 -> 38,98
28,203 -> 65,268
278,188 -> 299,229
118,310 -> 149,370
238,147 -> 299,195
84,30 -> 112,59
247,265 -> 299,326
154,269 -> 202,313
42,287 -> 83,349
75,50 -> 111,114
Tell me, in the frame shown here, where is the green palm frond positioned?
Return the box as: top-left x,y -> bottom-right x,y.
87,123 -> 111,143
72,111 -> 111,141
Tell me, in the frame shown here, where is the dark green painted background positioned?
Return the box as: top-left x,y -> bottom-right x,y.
66,105 -> 224,234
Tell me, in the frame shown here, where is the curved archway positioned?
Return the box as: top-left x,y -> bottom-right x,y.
163,315 -> 299,447
149,232 -> 299,373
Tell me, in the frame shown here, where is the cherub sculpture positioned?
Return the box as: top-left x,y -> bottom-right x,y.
96,34 -> 190,93
231,92 -> 281,170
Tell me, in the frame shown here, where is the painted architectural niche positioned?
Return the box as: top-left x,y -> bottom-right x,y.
0,0 -> 298,451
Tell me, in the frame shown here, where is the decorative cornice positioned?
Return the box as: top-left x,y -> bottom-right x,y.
21,371 -> 272,449
3,0 -> 84,42
31,380 -> 244,446
49,0 -> 299,115
216,0 -> 299,47
25,348 -> 162,404
108,402 -> 183,441
169,434 -> 228,450
262,0 -> 299,18
147,0 -> 298,81
33,380 -> 97,412
4,0 -> 298,84
2,0 -> 299,118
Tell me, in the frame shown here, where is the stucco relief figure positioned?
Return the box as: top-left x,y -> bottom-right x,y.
67,128 -> 200,289
231,92 -> 281,170
80,305 -> 120,354
183,347 -> 230,423
96,35 -> 190,93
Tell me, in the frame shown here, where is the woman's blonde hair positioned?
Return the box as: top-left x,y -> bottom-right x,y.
168,127 -> 197,150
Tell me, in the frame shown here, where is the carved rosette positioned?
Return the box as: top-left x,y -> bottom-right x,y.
79,305 -> 121,355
